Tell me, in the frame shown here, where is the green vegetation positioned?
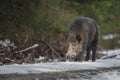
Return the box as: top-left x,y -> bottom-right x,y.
0,0 -> 120,49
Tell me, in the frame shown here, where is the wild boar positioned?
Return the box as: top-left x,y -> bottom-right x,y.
66,17 -> 99,62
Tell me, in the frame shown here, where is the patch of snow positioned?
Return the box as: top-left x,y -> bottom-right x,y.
102,34 -> 120,40
99,49 -> 120,56
35,56 -> 46,62
0,59 -> 120,74
0,39 -> 14,47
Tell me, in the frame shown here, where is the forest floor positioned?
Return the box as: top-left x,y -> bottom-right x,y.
0,67 -> 120,80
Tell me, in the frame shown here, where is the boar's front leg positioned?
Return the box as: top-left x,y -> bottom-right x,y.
74,51 -> 84,61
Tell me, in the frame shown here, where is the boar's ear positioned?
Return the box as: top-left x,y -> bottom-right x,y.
76,34 -> 81,43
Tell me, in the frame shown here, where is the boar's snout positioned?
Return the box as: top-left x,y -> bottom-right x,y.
65,50 -> 83,61
66,52 -> 76,61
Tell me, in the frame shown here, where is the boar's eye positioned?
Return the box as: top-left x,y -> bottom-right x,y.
76,34 -> 81,43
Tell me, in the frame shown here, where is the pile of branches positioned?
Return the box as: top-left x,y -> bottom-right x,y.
33,39 -> 67,62
0,39 -> 67,65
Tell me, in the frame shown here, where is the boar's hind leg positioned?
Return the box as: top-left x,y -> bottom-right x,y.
85,45 -> 91,61
91,39 -> 98,62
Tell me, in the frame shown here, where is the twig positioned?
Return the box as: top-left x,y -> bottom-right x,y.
0,52 -> 5,56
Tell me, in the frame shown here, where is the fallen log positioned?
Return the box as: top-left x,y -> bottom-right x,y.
101,54 -> 120,59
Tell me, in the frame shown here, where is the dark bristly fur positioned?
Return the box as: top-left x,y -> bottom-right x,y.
66,17 -> 99,62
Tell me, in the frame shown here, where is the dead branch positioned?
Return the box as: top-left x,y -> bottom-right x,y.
19,44 -> 39,53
